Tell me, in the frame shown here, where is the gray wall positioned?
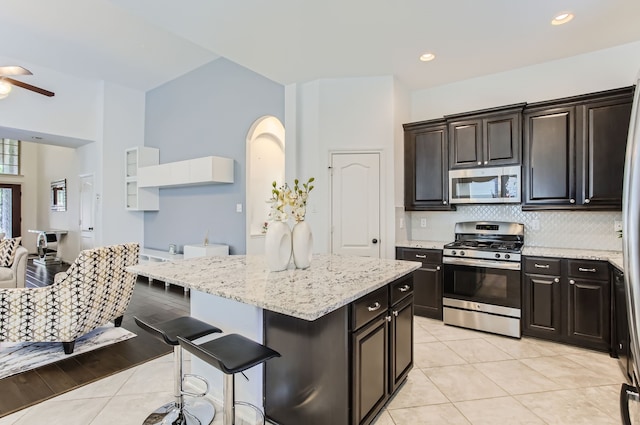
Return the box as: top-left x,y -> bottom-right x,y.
144,58 -> 284,254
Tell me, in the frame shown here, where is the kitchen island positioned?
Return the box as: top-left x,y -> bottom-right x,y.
129,254 -> 420,425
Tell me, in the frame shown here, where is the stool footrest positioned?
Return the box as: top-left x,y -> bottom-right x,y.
182,373 -> 209,398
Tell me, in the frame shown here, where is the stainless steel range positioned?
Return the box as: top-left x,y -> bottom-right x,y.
442,221 -> 524,338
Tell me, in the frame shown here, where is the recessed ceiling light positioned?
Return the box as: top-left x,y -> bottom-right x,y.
419,52 -> 436,62
551,12 -> 574,25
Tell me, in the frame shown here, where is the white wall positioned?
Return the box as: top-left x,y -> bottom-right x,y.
0,56 -> 100,143
99,82 -> 146,246
295,76 -> 399,259
411,40 -> 640,121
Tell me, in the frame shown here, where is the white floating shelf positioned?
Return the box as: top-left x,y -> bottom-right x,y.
138,156 -> 234,188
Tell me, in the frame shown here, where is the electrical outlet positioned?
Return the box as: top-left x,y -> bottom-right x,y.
615,220 -> 623,232
236,203 -> 243,213
399,218 -> 405,229
530,219 -> 540,231
420,218 -> 427,228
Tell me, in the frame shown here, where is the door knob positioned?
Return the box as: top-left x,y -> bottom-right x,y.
372,238 -> 378,244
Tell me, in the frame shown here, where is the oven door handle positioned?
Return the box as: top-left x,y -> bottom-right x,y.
443,256 -> 521,271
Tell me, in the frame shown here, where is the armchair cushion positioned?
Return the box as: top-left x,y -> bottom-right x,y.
0,237 -> 22,267
0,243 -> 139,347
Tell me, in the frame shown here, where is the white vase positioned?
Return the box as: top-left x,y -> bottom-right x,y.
265,221 -> 292,271
292,220 -> 313,269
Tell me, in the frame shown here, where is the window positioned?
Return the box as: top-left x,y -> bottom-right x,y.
0,139 -> 19,175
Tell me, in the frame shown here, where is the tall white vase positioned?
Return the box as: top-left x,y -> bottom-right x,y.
292,220 -> 313,269
265,221 -> 292,272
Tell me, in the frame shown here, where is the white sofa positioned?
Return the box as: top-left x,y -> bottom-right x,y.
0,245 -> 28,288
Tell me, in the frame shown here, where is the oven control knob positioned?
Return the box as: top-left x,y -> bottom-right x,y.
451,250 -> 457,256
460,251 -> 465,256
505,254 -> 511,260
495,253 -> 501,259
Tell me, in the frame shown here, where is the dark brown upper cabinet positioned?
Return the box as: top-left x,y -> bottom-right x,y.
446,104 -> 525,169
403,119 -> 454,211
523,87 -> 633,210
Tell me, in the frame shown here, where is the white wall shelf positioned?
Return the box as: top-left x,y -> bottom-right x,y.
125,147 -> 159,211
138,156 -> 234,188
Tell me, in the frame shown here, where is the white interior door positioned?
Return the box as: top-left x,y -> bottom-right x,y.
330,152 -> 381,257
79,174 -> 95,250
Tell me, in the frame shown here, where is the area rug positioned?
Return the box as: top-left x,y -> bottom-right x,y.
0,324 -> 136,380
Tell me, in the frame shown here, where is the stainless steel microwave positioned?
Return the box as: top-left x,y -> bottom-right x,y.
449,165 -> 521,204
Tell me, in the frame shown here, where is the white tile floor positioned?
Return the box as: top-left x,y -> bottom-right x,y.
0,317 -> 636,425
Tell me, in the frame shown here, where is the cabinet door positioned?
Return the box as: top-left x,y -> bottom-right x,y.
404,122 -> 452,210
577,96 -> 632,209
449,118 -> 482,168
483,112 -> 521,166
566,278 -> 610,351
352,314 -> 389,425
523,106 -> 576,208
522,273 -> 562,340
390,296 -> 414,393
413,266 -> 442,319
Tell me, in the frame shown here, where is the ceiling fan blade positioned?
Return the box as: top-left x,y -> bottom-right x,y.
0,66 -> 32,76
3,77 -> 54,97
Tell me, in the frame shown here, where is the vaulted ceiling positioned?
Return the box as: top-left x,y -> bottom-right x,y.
2,0 -> 640,93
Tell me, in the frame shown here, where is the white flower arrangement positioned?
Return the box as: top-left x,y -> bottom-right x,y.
267,177 -> 315,223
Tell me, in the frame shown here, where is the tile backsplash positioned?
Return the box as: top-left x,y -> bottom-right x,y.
398,205 -> 622,251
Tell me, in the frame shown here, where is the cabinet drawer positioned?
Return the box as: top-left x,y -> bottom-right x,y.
524,257 -> 561,275
390,276 -> 414,306
397,248 -> 442,266
567,260 -> 609,280
352,286 -> 389,331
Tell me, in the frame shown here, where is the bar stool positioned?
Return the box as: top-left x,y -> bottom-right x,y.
134,316 -> 223,425
177,334 -> 280,425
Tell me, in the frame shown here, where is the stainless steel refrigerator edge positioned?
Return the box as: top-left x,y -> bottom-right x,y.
621,76 -> 640,424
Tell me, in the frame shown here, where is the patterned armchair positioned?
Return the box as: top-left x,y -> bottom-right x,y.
0,243 -> 140,354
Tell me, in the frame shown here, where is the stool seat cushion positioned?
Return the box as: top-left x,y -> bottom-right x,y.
134,316 -> 222,346
178,333 -> 280,374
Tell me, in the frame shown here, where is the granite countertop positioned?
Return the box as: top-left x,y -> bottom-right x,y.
522,246 -> 623,271
128,254 -> 421,321
396,240 -> 448,250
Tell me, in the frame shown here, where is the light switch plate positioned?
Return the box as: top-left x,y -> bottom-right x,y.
615,220 -> 623,232
420,218 -> 427,228
236,203 -> 243,213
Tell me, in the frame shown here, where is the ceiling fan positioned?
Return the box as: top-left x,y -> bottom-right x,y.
0,66 -> 55,99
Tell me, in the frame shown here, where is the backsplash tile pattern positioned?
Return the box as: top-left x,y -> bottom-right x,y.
402,205 -> 622,251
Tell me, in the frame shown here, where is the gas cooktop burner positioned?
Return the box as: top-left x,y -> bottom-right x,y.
443,221 -> 525,261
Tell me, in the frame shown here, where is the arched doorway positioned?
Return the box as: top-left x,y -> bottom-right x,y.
245,116 -> 285,254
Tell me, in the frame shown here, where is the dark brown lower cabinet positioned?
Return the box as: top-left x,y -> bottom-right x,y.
353,314 -> 389,425
522,256 -> 610,352
265,274 -> 414,425
522,272 -> 562,340
353,278 -> 414,425
396,247 -> 443,319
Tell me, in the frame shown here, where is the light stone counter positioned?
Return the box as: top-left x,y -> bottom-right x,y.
396,240 -> 448,250
129,254 -> 421,321
523,246 -> 623,271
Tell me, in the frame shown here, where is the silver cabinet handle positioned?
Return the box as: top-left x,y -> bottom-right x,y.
436,266 -> 441,271
570,199 -> 576,204
368,302 -> 382,312
393,310 -> 399,317
443,200 -> 448,205
415,254 -> 426,259
534,263 -> 550,269
554,278 -> 560,283
477,161 -> 482,165
484,161 -> 488,165
398,284 -> 411,292
385,316 -> 392,322
584,199 -> 591,204
569,279 -> 575,285
578,267 -> 597,273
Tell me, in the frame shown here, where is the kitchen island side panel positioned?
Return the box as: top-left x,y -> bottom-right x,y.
264,305 -> 350,425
